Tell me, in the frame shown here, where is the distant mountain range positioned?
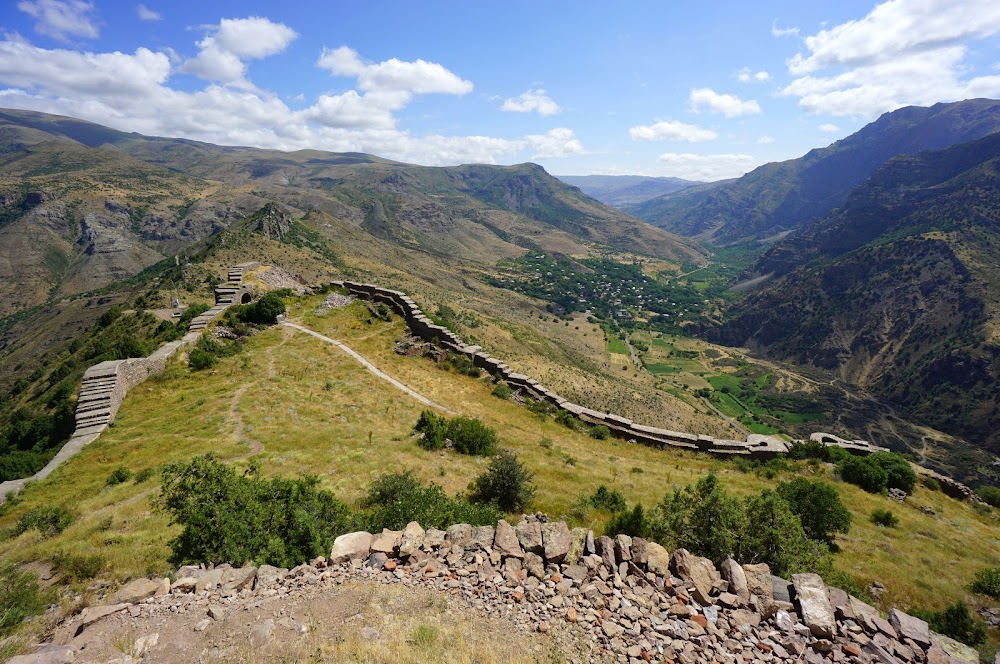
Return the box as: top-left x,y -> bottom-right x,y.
715,130 -> 1000,458
556,175 -> 703,209
0,109 -> 702,321
631,98 -> 1000,246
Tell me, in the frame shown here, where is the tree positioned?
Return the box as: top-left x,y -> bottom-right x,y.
868,452 -> 917,493
839,455 -> 888,493
468,450 -> 535,512
650,473 -> 745,564
607,504 -> 649,538
776,478 -> 851,545
740,490 -> 831,577
245,292 -> 286,324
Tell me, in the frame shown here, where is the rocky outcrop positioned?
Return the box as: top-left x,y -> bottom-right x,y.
32,519 -> 970,664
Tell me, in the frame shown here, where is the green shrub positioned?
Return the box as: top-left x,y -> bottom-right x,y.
413,410 -> 447,450
188,348 -> 217,371
0,564 -> 48,637
243,292 -> 286,325
740,490 -> 831,577
447,417 -> 499,456
839,455 -> 888,493
976,485 -> 1000,508
554,410 -> 581,430
15,506 -> 74,536
870,508 -> 898,528
912,602 -> 987,647
491,383 -> 513,400
157,455 -> 353,567
970,567 -> 1000,599
106,466 -> 133,486
51,551 -> 106,581
589,485 -> 627,513
468,450 -> 535,512
133,467 -> 157,484
868,452 -> 916,493
776,478 -> 851,544
921,476 -> 941,492
589,425 -> 611,440
359,471 -> 501,530
607,504 -> 648,538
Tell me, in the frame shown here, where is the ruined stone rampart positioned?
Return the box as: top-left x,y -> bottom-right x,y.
333,280 -> 882,463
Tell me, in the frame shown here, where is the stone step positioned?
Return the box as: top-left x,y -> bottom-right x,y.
78,388 -> 114,399
76,399 -> 111,414
72,423 -> 108,437
81,378 -> 117,388
76,414 -> 110,427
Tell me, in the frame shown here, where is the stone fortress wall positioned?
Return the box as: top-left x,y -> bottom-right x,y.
334,280 -> 879,462
0,264 -> 254,502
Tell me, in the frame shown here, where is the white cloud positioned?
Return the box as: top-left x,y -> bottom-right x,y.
737,68 -> 771,83
17,0 -> 98,42
628,120 -> 717,142
501,89 -> 561,116
182,17 -> 297,84
689,88 -> 761,117
317,46 -> 473,95
819,123 -> 840,133
781,0 -> 1000,117
136,4 -> 160,21
655,153 -> 756,181
0,37 -> 584,168
756,135 -> 775,144
771,20 -> 800,38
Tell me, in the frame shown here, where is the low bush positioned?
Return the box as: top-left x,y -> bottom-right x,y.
106,466 -> 133,486
412,412 -> 498,456
359,471 -> 501,530
51,551 -> 106,581
589,485 -> 627,513
468,450 -> 535,512
589,425 -> 611,440
0,564 -> 48,637
491,383 -> 513,400
838,455 -> 889,494
912,602 -> 987,647
977,485 -> 1000,508
14,506 -> 74,536
868,452 -> 917,493
157,455 -> 353,567
870,508 -> 898,528
607,504 -> 648,538
970,567 -> 1000,599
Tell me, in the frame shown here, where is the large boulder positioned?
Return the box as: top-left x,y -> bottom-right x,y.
890,608 -> 931,648
445,524 -> 472,548
110,577 -> 168,604
371,529 -> 403,555
566,528 -> 588,564
541,521 -> 572,563
742,563 -> 774,605
221,566 -> 257,591
515,520 -> 544,554
631,538 -> 649,566
928,631 -> 980,664
330,531 -> 373,564
493,520 -> 523,558
671,548 -> 720,605
645,542 -> 671,576
399,521 -> 425,557
720,558 -> 749,606
469,525 -> 495,550
792,573 -> 837,639
596,535 -> 616,569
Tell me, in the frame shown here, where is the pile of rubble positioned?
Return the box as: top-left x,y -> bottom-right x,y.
16,519 -> 985,664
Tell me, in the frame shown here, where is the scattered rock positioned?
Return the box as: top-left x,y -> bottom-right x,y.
792,573 -> 836,639
330,531 -> 373,564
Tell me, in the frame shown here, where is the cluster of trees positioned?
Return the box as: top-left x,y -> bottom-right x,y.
788,443 -> 917,495
413,411 -> 499,456
156,454 -> 535,567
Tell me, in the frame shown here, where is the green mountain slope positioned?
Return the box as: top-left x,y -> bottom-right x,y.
715,132 -> 1000,460
632,98 -> 1000,245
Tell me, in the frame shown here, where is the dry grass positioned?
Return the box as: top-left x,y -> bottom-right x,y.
0,299 -> 996,622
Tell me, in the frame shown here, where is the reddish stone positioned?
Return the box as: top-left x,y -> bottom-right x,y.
843,644 -> 861,657
383,560 -> 397,571
566,607 -> 578,622
757,642 -> 773,654
691,614 -> 708,629
550,573 -> 562,583
513,591 -> 524,602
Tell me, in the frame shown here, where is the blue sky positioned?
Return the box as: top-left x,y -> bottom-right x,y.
2,0 -> 1000,180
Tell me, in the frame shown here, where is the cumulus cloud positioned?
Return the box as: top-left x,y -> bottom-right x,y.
757,135 -> 775,144
17,0 -> 99,42
501,89 -> 561,116
628,120 -> 717,142
655,153 -> 756,181
182,17 -> 297,84
781,0 -> 1000,117
819,123 -> 840,133
317,46 -> 473,95
689,88 -> 761,117
737,68 -> 771,83
0,36 -> 584,168
136,4 -> 160,21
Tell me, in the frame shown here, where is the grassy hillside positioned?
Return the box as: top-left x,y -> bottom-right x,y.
0,298 -> 996,600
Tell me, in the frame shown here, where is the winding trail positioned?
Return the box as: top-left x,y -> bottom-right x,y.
280,321 -> 456,415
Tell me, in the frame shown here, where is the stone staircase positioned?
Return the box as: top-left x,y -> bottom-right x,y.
212,266 -> 246,307
72,361 -> 121,436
